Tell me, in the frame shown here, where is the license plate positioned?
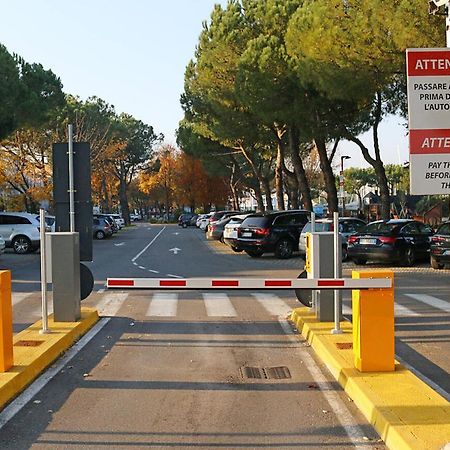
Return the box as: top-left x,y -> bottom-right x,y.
360,238 -> 377,245
242,232 -> 252,237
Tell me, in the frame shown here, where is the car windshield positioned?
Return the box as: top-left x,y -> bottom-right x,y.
362,222 -> 402,235
242,216 -> 270,228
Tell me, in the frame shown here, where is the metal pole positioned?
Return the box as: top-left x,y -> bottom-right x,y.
331,211 -> 343,334
68,124 -> 75,232
311,211 -> 316,233
39,209 -> 50,334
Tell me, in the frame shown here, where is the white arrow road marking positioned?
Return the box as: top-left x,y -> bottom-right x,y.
173,232 -> 179,235
169,247 -> 181,254
114,242 -> 125,247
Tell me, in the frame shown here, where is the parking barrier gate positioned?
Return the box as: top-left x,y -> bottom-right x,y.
106,277 -> 391,290
107,274 -> 395,372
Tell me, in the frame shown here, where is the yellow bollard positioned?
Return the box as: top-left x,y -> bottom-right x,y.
0,271 -> 13,372
352,270 -> 394,372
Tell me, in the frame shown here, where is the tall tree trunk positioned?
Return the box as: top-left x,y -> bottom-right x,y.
314,136 -> 338,214
275,141 -> 285,210
119,176 -> 130,225
239,145 -> 265,212
262,178 -> 273,211
288,127 -> 313,211
100,176 -> 110,213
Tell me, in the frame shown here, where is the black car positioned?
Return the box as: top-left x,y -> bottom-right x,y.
347,219 -> 434,266
235,210 -> 310,259
430,222 -> 450,269
178,213 -> 196,228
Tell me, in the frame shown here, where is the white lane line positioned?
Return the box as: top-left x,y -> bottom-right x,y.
166,273 -> 182,278
138,266 -> 146,270
131,226 -> 166,262
95,293 -> 128,316
147,293 -> 178,317
148,269 -> 159,274
404,293 -> 450,313
252,293 -> 292,317
279,318 -> 368,449
12,292 -> 34,306
0,318 -> 110,430
203,293 -> 236,317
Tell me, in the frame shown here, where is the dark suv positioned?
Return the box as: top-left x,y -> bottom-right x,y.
236,210 -> 310,259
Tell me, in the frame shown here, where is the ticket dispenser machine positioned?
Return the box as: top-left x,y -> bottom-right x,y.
304,232 -> 342,322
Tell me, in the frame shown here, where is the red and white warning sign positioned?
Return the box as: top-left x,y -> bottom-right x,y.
406,48 -> 450,195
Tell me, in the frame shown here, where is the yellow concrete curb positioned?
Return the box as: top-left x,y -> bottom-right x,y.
290,307 -> 450,450
0,308 -> 99,410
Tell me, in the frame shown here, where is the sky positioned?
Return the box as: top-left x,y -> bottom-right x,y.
0,0 -> 409,169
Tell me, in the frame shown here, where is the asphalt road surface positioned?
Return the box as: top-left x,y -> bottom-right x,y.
0,222 -> 449,448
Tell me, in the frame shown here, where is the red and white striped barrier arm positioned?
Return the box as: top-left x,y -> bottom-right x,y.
106,277 -> 392,290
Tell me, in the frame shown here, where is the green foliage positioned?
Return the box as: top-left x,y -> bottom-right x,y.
0,44 -> 64,140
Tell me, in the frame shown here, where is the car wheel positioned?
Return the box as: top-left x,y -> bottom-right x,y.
430,255 -> 444,270
245,249 -> 264,258
354,258 -> 367,265
275,238 -> 294,259
219,235 -> 224,243
231,246 -> 243,253
95,230 -> 106,240
12,236 -> 32,254
402,247 -> 415,267
182,223 -> 187,228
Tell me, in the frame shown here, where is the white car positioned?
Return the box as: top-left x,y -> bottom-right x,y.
223,214 -> 252,251
198,213 -> 213,231
109,214 -> 125,229
0,212 -> 43,254
0,234 -> 5,255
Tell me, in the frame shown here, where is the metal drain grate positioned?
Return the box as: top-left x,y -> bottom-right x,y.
240,366 -> 263,379
240,366 -> 291,380
264,366 -> 291,379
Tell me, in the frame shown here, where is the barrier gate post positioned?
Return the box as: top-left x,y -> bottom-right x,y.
352,270 -> 395,372
0,271 -> 13,372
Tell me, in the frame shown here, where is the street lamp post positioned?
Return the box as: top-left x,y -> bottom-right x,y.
340,155 -> 351,216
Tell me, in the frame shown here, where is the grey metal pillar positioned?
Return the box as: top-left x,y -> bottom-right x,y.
309,232 -> 342,322
48,232 -> 81,322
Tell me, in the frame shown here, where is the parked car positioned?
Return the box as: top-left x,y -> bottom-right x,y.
130,213 -> 142,221
109,213 -> 125,229
235,210 -> 310,259
299,217 -> 366,261
93,217 -> 113,239
430,221 -> 450,269
0,234 -> 5,255
223,214 -> 252,251
178,213 -> 196,228
198,213 -> 214,231
95,213 -> 123,230
347,219 -> 434,266
206,212 -> 243,242
0,212 -> 43,254
35,214 -> 55,232
94,214 -> 118,233
189,214 -> 199,226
